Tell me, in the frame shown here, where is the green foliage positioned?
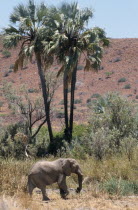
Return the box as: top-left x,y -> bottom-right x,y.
86,98 -> 91,104
118,77 -> 127,83
59,99 -> 64,105
72,124 -> 87,138
33,126 -> 50,157
0,124 -> 50,159
102,178 -> 138,195
77,65 -> 84,70
0,101 -> 4,110
3,71 -> 9,77
121,136 -> 137,161
136,95 -> 138,99
0,123 -> 27,159
105,71 -> 114,78
91,93 -> 101,98
56,111 -> 64,118
28,88 -> 39,93
9,64 -> 15,69
85,93 -> 138,159
2,50 -> 11,58
74,99 -> 82,104
124,84 -> 131,89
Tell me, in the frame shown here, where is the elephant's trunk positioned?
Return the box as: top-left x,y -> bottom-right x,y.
76,169 -> 83,193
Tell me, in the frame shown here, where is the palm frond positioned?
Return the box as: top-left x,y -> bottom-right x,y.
3,34 -> 22,49
36,3 -> 48,23
28,0 -> 35,24
4,25 -> 20,34
20,17 -> 32,30
10,4 -> 29,23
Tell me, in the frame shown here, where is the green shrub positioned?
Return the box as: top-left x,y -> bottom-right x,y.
118,77 -> 127,83
91,93 -> 101,98
86,98 -> 91,104
0,101 -> 4,111
74,99 -> 82,104
34,126 -> 50,157
28,88 -> 38,93
105,71 -> 114,78
86,93 -> 138,159
8,69 -> 13,73
0,123 -> 27,159
124,84 -> 131,89
56,111 -> 64,118
9,64 -> 14,69
2,50 -> 11,58
3,71 -> 9,77
72,124 -> 87,138
0,124 -> 50,159
136,95 -> 138,99
59,99 -> 64,105
77,65 -> 84,70
121,136 -> 137,161
102,178 -> 138,195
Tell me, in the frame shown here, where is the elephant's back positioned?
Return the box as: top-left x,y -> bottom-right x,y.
28,160 -> 60,175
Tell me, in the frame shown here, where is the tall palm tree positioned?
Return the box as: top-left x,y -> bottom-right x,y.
3,0 -> 54,142
46,2 -> 109,141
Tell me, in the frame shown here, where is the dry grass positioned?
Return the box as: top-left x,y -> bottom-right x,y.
1,191 -> 138,210
0,156 -> 138,209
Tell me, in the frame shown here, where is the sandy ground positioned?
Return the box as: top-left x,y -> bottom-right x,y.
0,189 -> 138,210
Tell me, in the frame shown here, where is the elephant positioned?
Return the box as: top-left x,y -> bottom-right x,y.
27,158 -> 83,201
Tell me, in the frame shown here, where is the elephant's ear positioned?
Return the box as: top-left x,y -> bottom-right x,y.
61,159 -> 71,176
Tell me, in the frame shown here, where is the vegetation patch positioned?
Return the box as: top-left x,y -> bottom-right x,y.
28,88 -> 39,93
124,84 -> 131,89
118,77 -> 127,83
56,111 -> 64,118
3,71 -> 9,77
105,71 -> 114,78
74,99 -> 82,104
77,65 -> 84,70
59,99 -> 64,105
2,50 -> 11,58
102,178 -> 138,195
91,93 -> 101,98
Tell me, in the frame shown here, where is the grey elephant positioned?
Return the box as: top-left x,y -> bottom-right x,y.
27,158 -> 83,201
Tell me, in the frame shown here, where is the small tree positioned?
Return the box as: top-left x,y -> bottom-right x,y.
3,76 -> 60,140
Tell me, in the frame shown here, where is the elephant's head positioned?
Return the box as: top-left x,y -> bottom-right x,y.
61,158 -> 83,193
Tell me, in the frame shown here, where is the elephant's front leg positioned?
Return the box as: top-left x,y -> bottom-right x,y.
58,174 -> 69,199
41,186 -> 50,201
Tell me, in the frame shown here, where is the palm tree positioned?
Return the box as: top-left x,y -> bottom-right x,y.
3,0 -> 54,142
46,2 -> 109,141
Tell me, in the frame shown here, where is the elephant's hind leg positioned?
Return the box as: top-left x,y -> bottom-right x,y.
28,181 -> 35,197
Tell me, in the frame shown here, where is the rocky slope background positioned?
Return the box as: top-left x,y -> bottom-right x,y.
0,38 -> 138,128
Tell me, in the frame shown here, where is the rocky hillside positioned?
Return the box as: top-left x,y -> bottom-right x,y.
0,38 -> 138,127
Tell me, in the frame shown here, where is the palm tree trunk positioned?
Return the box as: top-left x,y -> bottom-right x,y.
63,71 -> 69,140
35,53 -> 53,142
69,63 -> 78,141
